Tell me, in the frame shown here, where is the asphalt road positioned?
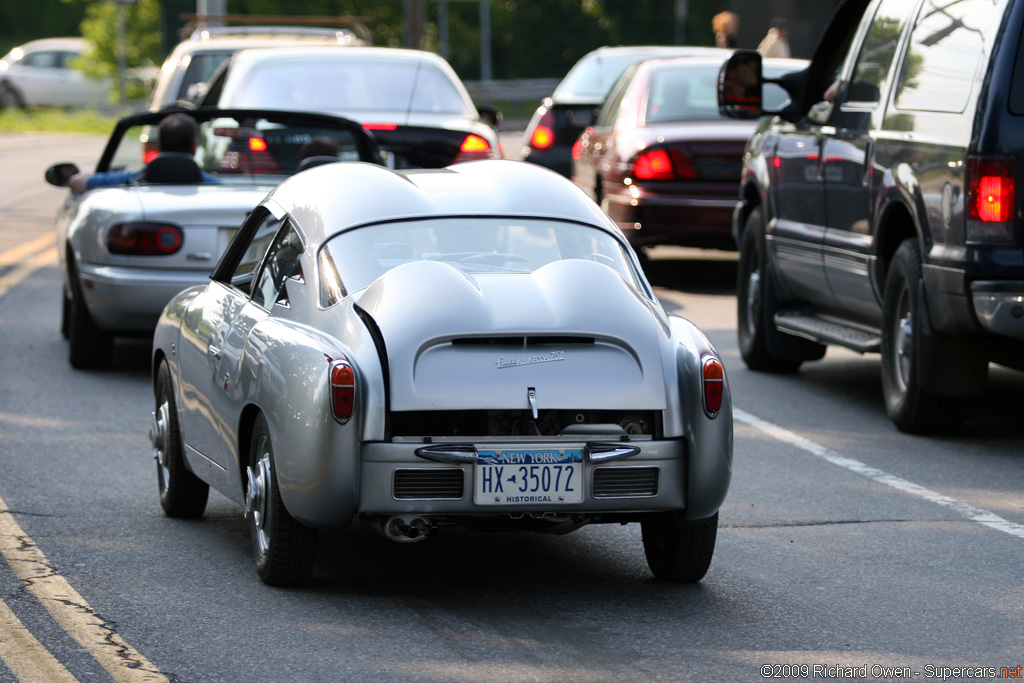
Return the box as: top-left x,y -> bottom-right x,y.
0,132 -> 1022,682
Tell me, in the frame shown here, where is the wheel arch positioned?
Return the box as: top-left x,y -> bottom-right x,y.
872,197 -> 919,299
236,403 -> 263,494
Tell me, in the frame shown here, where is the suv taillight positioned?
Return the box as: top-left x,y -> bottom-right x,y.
330,359 -> 355,424
106,223 -> 183,255
967,156 -> 1016,242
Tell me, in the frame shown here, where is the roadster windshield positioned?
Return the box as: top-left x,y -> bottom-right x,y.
318,217 -> 642,306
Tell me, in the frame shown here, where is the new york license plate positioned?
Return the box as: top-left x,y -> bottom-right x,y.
474,449 -> 584,505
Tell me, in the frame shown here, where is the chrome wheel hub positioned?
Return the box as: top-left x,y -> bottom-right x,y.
894,292 -> 914,390
745,266 -> 762,334
151,403 -> 170,488
246,437 -> 272,557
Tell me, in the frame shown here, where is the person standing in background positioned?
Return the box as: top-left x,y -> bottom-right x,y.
712,11 -> 740,49
757,17 -> 792,58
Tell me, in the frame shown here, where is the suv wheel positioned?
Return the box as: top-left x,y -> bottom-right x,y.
881,239 -> 968,433
737,208 -> 824,372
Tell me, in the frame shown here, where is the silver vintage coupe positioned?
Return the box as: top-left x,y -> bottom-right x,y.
150,159 -> 733,586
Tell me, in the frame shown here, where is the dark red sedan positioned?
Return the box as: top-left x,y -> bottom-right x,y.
571,55 -> 805,251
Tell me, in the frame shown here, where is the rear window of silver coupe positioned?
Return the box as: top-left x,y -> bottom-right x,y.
317,217 -> 641,307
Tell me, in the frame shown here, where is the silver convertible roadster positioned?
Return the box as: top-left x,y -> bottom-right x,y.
150,159 -> 733,586
45,107 -> 380,369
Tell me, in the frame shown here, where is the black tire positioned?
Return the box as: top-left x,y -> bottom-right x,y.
246,414 -> 317,586
0,84 -> 23,110
66,259 -> 114,369
153,362 -> 209,518
642,512 -> 718,583
736,208 -> 824,372
60,285 -> 70,339
880,240 -> 968,434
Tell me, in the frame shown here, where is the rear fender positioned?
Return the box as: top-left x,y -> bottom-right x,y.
669,317 -> 733,521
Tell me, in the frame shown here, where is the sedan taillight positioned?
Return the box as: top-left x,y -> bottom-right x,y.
330,359 -> 355,424
452,134 -> 497,163
633,147 -> 698,181
701,356 -> 724,417
529,111 -> 556,150
106,222 -> 183,256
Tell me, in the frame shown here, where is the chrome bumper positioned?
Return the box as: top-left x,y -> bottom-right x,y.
358,439 -> 688,516
971,281 -> 1024,341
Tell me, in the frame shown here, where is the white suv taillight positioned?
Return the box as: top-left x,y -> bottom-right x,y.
967,155 -> 1016,242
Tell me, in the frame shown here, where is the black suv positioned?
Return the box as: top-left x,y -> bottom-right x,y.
719,0 -> 1024,433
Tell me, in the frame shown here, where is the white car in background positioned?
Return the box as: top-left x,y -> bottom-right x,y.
0,37 -> 108,109
149,25 -> 367,110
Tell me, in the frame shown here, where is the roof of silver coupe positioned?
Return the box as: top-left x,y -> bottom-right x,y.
266,159 -> 620,242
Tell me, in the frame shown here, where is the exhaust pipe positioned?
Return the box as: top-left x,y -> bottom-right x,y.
380,515 -> 435,543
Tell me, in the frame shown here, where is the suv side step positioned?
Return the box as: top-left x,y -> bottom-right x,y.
774,311 -> 881,353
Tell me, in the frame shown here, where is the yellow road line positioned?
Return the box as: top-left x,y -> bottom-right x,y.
0,246 -> 58,300
0,496 -> 168,683
0,234 -> 56,269
0,598 -> 78,683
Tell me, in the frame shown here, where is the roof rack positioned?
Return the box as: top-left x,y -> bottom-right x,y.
179,14 -> 372,44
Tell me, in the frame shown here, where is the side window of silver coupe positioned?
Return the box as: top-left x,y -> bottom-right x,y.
230,213 -> 283,293
252,221 -> 304,308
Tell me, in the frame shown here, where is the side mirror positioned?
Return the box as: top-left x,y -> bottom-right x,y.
45,162 -> 80,187
477,104 -> 503,128
718,50 -> 763,120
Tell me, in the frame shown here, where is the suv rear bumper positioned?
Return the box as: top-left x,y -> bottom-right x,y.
971,281 -> 1024,340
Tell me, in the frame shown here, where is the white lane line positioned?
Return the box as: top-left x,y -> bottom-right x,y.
734,407 -> 1024,540
0,246 -> 58,300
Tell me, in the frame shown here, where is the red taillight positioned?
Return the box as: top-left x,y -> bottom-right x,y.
571,138 -> 582,161
106,223 -> 183,256
452,134 -> 496,163
529,112 -> 556,150
248,137 -> 268,152
330,360 -> 355,424
969,157 -> 1014,222
460,134 -> 491,153
634,149 -> 675,180
363,122 -> 398,131
143,149 -> 159,164
702,356 -> 724,417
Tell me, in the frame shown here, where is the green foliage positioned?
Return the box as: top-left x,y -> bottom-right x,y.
0,107 -> 119,134
0,0 -> 86,56
55,0 -> 161,103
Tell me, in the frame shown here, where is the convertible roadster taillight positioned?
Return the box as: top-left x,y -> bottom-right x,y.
701,356 -> 724,417
106,222 -> 183,256
330,360 -> 355,424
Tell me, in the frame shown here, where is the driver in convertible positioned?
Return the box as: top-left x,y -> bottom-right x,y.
69,113 -> 218,194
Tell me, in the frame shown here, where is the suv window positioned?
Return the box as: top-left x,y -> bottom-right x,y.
846,0 -> 916,104
894,0 -> 1002,113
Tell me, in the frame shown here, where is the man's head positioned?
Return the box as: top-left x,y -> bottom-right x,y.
158,113 -> 199,154
299,135 -> 339,161
770,17 -> 792,39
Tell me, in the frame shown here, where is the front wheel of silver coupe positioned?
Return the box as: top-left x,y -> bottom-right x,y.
247,414 -> 317,586
641,512 -> 718,582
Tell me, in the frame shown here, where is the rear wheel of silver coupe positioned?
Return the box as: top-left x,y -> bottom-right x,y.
247,414 -> 317,586
153,361 -> 209,518
737,208 -> 824,372
641,512 -> 718,583
66,259 -> 113,369
881,239 -> 968,434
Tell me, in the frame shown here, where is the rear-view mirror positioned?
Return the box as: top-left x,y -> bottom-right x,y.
718,50 -> 763,120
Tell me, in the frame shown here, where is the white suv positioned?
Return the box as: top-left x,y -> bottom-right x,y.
149,26 -> 366,110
